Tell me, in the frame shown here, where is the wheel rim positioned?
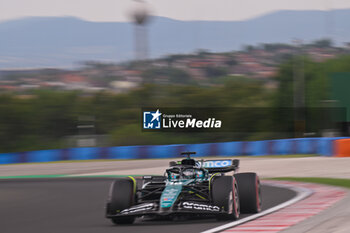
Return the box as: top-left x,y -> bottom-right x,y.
234,183 -> 240,217
256,178 -> 262,212
228,191 -> 233,214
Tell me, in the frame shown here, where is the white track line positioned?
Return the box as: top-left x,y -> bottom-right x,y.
201,181 -> 313,233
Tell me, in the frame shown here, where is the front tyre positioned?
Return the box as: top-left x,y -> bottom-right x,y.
235,173 -> 262,213
106,178 -> 136,225
211,176 -> 240,220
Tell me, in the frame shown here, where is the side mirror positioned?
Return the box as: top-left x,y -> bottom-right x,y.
232,159 -> 240,168
169,161 -> 177,167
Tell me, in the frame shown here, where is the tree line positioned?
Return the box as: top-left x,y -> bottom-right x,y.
0,55 -> 350,153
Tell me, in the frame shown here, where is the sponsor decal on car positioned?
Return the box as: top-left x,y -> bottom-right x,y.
197,160 -> 232,168
120,203 -> 154,214
162,188 -> 178,201
160,186 -> 182,208
182,202 -> 220,212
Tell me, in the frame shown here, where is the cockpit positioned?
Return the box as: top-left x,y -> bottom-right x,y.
166,158 -> 207,181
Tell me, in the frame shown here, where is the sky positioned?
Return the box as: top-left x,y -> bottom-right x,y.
1,0 -> 350,22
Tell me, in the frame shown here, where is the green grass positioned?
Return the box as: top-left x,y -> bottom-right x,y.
271,177 -> 350,189
0,174 -> 153,179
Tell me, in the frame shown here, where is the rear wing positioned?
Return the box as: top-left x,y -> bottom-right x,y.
168,152 -> 239,173
198,159 -> 240,173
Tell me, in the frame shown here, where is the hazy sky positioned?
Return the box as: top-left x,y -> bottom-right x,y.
1,0 -> 350,22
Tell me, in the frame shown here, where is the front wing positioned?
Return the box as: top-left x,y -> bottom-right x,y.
106,201 -> 227,218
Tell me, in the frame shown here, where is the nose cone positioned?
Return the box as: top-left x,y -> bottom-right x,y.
160,185 -> 183,209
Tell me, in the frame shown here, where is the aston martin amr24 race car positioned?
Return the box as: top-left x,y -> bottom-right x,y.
105,152 -> 261,224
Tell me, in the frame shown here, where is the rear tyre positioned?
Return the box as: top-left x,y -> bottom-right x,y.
211,176 -> 240,220
106,178 -> 136,225
235,173 -> 262,213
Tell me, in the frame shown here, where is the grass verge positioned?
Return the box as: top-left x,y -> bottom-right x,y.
271,177 -> 350,189
0,174 -> 152,179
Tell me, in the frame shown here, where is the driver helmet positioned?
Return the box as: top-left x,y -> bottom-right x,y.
182,169 -> 196,179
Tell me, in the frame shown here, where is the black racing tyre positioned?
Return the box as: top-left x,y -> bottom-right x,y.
107,178 -> 136,225
234,173 -> 262,213
211,176 -> 240,221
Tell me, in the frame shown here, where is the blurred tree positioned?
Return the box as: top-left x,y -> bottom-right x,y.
312,39 -> 333,48
205,67 -> 228,78
225,57 -> 238,66
263,43 -> 293,51
273,55 -> 350,109
244,45 -> 255,52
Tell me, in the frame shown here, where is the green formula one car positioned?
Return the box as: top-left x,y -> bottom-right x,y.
105,152 -> 261,224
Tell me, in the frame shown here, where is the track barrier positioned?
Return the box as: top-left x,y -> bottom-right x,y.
334,138 -> 350,157
0,137 -> 347,164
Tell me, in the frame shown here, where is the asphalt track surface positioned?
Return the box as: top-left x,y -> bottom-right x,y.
0,178 -> 296,233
